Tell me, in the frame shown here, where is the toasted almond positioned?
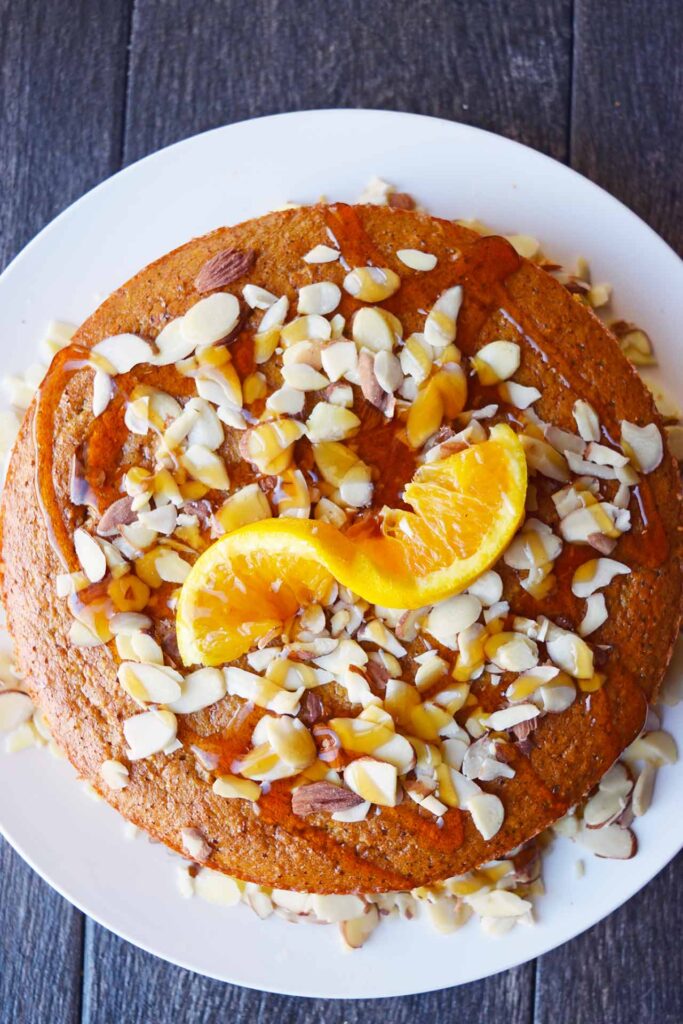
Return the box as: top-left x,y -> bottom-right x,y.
91,334 -> 154,375
194,248 -> 256,292
181,293 -> 241,347
100,758 -> 130,790
397,249 -> 437,271
0,690 -> 34,732
123,708 -> 178,760
291,781 -> 364,816
97,496 -> 136,537
167,667 -> 226,714
620,420 -> 663,473
343,266 -> 401,303
73,528 -> 107,583
472,341 -> 521,385
303,243 -> 340,264
297,282 -> 341,316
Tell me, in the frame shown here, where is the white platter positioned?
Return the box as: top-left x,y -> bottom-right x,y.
0,109 -> 681,998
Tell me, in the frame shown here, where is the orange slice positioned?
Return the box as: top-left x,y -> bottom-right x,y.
176,424 -> 527,666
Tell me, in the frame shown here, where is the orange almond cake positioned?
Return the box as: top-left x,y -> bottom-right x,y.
0,202 -> 681,900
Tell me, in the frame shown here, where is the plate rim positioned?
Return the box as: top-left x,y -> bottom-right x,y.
0,106 -> 681,998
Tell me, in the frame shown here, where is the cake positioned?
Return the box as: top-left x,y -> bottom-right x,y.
1,202 -> 680,893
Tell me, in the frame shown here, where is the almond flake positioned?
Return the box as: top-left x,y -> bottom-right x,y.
73,528 -> 107,583
100,758 -> 130,790
573,399 -> 600,442
396,249 -> 437,271
321,340 -> 358,381
571,557 -> 630,597
425,595 -> 482,649
124,708 -> 178,760
155,550 -> 192,584
92,370 -> 113,417
498,381 -> 541,409
180,826 -> 212,861
486,704 -> 539,731
181,293 -> 241,347
281,363 -> 329,391
620,420 -> 663,474
466,791 -> 504,840
0,690 -> 34,732
343,266 -> 401,303
352,307 -> 396,352
91,334 -> 154,375
168,668 -> 226,714
297,282 -> 341,316
118,662 -> 183,705
266,386 -> 305,415
578,593 -> 608,637
243,284 -> 277,309
305,403 -> 360,442
576,823 -> 636,859
303,244 -> 340,264
154,319 -> 197,364
344,757 -> 397,806
424,286 -> 462,350
473,340 -> 520,385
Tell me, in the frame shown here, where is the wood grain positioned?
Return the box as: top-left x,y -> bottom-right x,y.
0,0 -> 131,1021
1,1 -> 682,1021
122,0 -> 572,164
535,853 -> 683,1024
571,0 -> 683,253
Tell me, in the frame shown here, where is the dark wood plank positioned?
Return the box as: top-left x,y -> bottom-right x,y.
571,0 -> 683,254
79,2 -> 572,1018
535,852 -> 683,1024
83,917 -> 534,1024
0,1 -> 132,1021
0,840 -> 83,1024
122,0 -> 572,165
0,0 -> 132,272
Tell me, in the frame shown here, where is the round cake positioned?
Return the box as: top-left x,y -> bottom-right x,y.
1,202 -> 680,893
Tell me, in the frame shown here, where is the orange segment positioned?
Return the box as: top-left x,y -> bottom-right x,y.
176,424 -> 527,667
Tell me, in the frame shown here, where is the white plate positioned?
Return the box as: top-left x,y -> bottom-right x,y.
0,109 -> 681,999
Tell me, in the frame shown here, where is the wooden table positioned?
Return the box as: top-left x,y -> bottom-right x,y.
1,2 -> 681,1021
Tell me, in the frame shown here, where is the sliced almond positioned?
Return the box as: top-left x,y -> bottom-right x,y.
424,286 -> 462,350
352,306 -> 396,352
243,284 -> 277,309
311,893 -> 366,923
466,791 -> 504,840
0,690 -> 34,732
100,758 -> 130,790
425,595 -> 482,649
578,593 -> 608,637
321,340 -> 358,381
180,826 -> 212,861
632,763 -> 657,816
344,756 -> 398,806
486,704 -> 539,732
573,399 -> 601,442
623,730 -> 677,767
91,334 -> 154,375
298,282 -> 341,316
576,823 -> 636,859
303,244 -> 340,264
340,905 -> 380,949
73,528 -> 107,583
118,662 -> 183,705
571,557 -> 631,597
123,708 -> 178,760
343,266 -> 400,303
305,403 -> 360,442
472,340 -> 520,384
281,363 -> 329,391
467,889 -> 531,918
181,445 -> 230,490
181,293 -> 240,347
396,249 -> 437,271
154,319 -> 198,364
620,420 -> 663,474
155,550 -> 192,584
213,774 -> 262,801
167,667 -> 226,714
545,625 -> 594,679
498,381 -> 541,409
